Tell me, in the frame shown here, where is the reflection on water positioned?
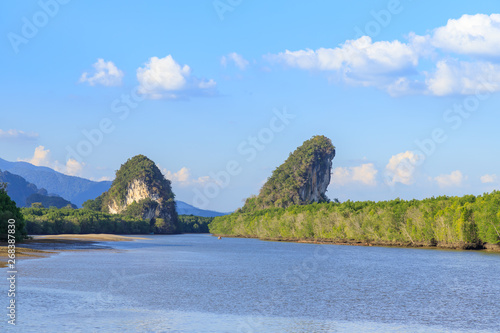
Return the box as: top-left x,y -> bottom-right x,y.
2,234 -> 499,332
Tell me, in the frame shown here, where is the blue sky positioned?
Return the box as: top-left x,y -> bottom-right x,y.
1,0 -> 500,211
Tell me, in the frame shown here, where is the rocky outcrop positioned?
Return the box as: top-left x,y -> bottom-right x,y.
297,148 -> 334,203
94,155 -> 179,233
108,179 -> 161,214
242,135 -> 335,211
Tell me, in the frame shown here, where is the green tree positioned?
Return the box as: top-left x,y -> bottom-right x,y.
0,182 -> 27,241
210,191 -> 500,248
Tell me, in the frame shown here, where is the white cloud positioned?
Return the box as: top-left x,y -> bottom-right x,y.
266,36 -> 418,91
0,129 -> 38,140
331,163 -> 378,186
426,59 -> 500,96
385,151 -> 421,185
221,52 -> 249,70
434,170 -> 466,188
266,14 -> 500,96
162,167 -> 209,187
431,14 -> 500,57
21,145 -> 51,166
481,174 -> 497,184
269,36 -> 418,72
79,59 -> 124,86
137,55 -> 216,99
90,176 -> 113,182
64,158 -> 85,176
19,145 -> 85,177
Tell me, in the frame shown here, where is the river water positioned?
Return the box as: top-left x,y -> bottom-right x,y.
1,234 -> 499,332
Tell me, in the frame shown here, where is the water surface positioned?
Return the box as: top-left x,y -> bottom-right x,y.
1,234 -> 499,332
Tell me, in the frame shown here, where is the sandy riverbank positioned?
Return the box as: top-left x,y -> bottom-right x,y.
0,234 -> 147,268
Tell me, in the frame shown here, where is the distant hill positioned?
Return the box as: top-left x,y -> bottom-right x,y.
176,201 -> 229,217
0,170 -> 76,208
0,157 -> 112,207
0,157 -> 229,216
0,170 -> 45,207
26,193 -> 76,209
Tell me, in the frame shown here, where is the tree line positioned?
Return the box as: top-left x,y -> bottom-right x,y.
210,191 -> 500,248
21,206 -> 213,235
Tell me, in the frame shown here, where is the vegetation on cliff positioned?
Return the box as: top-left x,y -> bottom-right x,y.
106,155 -> 174,207
210,191 -> 500,248
242,135 -> 335,212
83,155 -> 178,233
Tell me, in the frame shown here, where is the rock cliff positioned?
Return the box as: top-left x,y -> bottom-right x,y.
108,179 -> 161,214
92,155 -> 178,233
242,135 -> 335,211
297,151 -> 333,203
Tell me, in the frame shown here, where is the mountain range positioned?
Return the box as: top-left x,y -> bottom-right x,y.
0,157 -> 227,217
0,169 -> 76,208
0,158 -> 110,207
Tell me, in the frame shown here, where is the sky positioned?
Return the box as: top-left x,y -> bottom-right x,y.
1,0 -> 500,212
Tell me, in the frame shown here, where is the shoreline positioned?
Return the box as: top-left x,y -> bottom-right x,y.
212,234 -> 500,252
0,234 -> 147,268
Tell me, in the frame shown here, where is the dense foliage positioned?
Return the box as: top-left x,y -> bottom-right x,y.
22,205 -> 211,235
23,207 -> 152,234
82,194 -> 103,211
178,215 -> 213,233
210,191 -> 500,248
242,135 -> 335,212
0,183 -> 27,241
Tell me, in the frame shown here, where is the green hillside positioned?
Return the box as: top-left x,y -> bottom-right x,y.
242,135 -> 335,212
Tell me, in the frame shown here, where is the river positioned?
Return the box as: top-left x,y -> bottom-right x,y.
2,234 -> 499,332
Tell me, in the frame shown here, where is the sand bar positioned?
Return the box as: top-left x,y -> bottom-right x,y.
0,234 -> 148,268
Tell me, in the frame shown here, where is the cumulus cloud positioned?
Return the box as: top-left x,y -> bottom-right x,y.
22,145 -> 51,166
0,129 -> 38,140
385,151 -> 421,185
221,52 -> 249,70
64,158 -> 85,176
268,36 -> 417,72
331,163 -> 378,186
481,174 -> 497,184
162,167 -> 209,186
434,170 -> 466,188
19,145 -> 85,177
266,14 -> 500,96
79,59 -> 124,86
137,55 -> 216,99
267,36 -> 418,92
431,14 -> 500,57
426,60 -> 500,95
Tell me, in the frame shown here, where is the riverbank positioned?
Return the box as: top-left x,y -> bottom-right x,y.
0,234 -> 147,268
213,234 -> 500,252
